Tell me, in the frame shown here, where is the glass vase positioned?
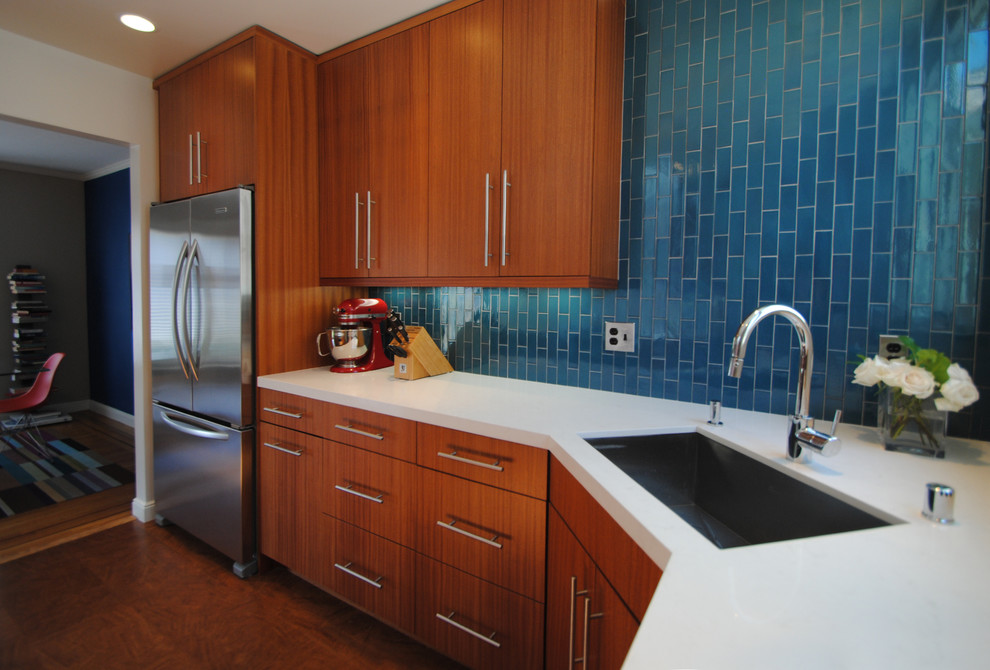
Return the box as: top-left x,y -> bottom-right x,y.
878,387 -> 947,458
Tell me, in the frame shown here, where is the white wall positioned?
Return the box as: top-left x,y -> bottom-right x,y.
0,27 -> 158,521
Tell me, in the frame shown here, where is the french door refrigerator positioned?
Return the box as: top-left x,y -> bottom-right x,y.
150,186 -> 256,578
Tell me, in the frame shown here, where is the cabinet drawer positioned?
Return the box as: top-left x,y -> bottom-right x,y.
417,424 -> 548,498
415,554 -> 544,670
323,516 -> 416,632
327,404 -> 417,462
258,388 -> 332,435
416,469 -> 546,602
331,444 -> 419,546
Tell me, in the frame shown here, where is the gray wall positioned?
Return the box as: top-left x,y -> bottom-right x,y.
0,167 -> 90,406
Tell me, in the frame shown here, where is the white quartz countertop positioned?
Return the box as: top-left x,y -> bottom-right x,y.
259,367 -> 990,669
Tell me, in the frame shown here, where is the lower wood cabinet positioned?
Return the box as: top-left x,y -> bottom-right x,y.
257,422 -> 326,584
330,443 -> 419,547
416,468 -> 547,602
322,515 -> 417,632
258,390 -> 661,669
546,508 -> 639,670
414,553 -> 544,670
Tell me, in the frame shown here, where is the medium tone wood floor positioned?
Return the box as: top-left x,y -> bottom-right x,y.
0,516 -> 464,668
0,412 -> 465,669
0,411 -> 136,564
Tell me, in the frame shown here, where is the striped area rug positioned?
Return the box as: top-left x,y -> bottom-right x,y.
0,435 -> 134,518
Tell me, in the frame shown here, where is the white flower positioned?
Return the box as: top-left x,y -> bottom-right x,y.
947,363 -> 973,384
939,378 -> 980,410
852,356 -> 890,387
934,396 -> 962,412
884,360 -> 937,398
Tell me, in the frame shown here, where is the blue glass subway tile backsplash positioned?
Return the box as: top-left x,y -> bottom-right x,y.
377,0 -> 990,440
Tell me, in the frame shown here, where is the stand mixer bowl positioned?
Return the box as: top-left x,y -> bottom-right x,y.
327,326 -> 371,367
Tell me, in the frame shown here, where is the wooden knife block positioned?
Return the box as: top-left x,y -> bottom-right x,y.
393,326 -> 453,380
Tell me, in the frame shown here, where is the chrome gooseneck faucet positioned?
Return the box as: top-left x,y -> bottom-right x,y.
728,304 -> 842,461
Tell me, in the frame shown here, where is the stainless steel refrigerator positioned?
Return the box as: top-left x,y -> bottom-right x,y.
150,186 -> 257,577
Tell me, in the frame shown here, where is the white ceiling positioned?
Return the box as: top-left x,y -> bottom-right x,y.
0,0 -> 447,177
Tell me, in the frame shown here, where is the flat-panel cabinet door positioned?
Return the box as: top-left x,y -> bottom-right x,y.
427,0 -> 503,277
258,423 -> 326,583
500,0 -> 598,277
158,69 -> 201,202
366,25 -> 430,278
546,508 -> 639,670
200,40 -> 256,195
320,47 -> 369,279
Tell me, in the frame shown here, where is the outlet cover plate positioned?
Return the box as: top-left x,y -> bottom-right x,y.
605,322 -> 635,352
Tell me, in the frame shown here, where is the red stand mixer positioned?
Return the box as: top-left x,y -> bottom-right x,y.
317,298 -> 393,373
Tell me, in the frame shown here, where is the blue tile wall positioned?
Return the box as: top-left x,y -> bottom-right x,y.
378,0 -> 990,439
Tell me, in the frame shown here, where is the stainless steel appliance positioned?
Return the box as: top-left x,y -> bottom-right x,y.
150,187 -> 256,578
317,297 -> 394,373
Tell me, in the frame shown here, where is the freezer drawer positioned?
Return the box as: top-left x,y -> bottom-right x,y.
153,403 -> 256,572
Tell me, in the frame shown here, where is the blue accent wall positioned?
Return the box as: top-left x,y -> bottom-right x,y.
84,168 -> 134,415
378,0 -> 990,439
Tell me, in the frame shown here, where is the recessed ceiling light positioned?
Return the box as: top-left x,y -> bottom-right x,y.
120,14 -> 155,32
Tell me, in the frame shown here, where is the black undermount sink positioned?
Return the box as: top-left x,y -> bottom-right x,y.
585,432 -> 895,549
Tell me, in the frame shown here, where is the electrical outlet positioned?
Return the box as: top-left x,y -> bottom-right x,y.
879,335 -> 908,360
605,322 -> 635,352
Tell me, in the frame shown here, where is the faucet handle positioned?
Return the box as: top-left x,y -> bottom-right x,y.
830,410 -> 842,435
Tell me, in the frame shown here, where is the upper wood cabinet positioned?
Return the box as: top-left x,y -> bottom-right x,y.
156,39 -> 255,202
319,26 -> 430,280
500,0 -> 624,284
155,28 -> 341,378
319,0 -> 625,288
427,0 -> 504,279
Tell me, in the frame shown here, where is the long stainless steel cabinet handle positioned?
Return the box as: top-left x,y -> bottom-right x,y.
197,133 -> 206,181
568,576 -> 577,669
437,450 -> 504,472
335,484 -> 384,504
354,192 -> 362,269
435,611 -> 501,648
436,519 -> 502,549
501,169 -> 510,266
484,172 -> 492,267
262,406 -> 304,419
334,424 -> 385,440
334,561 -> 384,589
366,190 -> 375,269
171,240 -> 191,380
263,442 -> 303,456
188,134 -> 194,186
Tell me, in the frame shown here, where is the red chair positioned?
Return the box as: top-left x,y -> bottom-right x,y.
0,352 -> 65,456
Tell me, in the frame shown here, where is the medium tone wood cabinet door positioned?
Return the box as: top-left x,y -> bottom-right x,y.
257,423 -> 326,583
157,39 -> 256,202
500,0 -> 598,278
320,47 -> 370,279
320,25 -> 430,280
199,40 -> 256,198
427,0 -> 503,278
546,508 -> 640,670
366,25 -> 430,278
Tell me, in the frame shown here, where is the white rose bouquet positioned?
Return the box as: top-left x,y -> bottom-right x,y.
852,337 -> 980,452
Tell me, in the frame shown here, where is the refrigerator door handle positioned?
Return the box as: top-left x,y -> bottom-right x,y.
171,241 -> 191,380
180,238 -> 201,381
159,409 -> 231,441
